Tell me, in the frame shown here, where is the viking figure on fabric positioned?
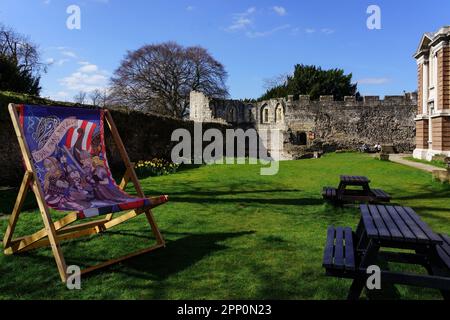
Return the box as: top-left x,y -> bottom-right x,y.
79,151 -> 130,202
66,165 -> 94,208
43,157 -> 84,211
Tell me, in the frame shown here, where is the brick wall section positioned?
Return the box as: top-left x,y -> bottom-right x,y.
418,63 -> 423,114
415,119 -> 429,149
444,47 -> 450,109
438,47 -> 450,110
431,116 -> 450,151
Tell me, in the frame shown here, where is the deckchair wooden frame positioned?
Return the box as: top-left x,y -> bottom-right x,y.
3,103 -> 166,283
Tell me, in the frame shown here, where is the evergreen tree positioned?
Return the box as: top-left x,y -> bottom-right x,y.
260,64 -> 358,101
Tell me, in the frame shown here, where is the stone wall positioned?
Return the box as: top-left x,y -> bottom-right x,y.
190,91 -> 418,159
0,92 -> 229,186
263,95 -> 417,156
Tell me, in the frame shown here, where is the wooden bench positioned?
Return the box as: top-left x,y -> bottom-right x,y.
370,189 -> 391,202
322,226 -> 357,276
322,187 -> 337,201
437,233 -> 450,270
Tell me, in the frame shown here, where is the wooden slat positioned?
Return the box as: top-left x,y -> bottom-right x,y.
344,227 -> 355,271
377,205 -> 403,240
323,227 -> 335,267
368,205 -> 391,239
360,205 -> 379,238
7,212 -> 78,254
372,189 -> 391,201
58,218 -> 109,235
440,234 -> 450,247
403,207 -> 442,244
385,206 -> 415,240
103,209 -> 142,230
15,227 -> 99,254
394,206 -> 429,243
334,227 -> 344,269
437,234 -> 450,257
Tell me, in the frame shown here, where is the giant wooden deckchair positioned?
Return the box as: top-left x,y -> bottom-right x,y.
3,104 -> 168,283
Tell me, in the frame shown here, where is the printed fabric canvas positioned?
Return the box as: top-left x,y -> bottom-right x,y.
19,105 -> 164,219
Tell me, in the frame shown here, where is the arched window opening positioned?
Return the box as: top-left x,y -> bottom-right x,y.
260,105 -> 269,124
275,104 -> 284,123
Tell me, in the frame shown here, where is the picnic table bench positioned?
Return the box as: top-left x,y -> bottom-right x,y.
322,204 -> 450,300
322,175 -> 391,205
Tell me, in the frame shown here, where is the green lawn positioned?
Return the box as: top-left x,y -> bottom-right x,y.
0,153 -> 449,300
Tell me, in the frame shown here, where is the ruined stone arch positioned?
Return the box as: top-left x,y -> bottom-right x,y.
275,103 -> 285,123
260,104 -> 269,124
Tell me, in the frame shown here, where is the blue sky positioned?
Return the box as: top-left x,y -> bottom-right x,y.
0,0 -> 449,101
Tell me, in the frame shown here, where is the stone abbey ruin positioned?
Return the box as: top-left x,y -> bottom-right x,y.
190,91 -> 418,160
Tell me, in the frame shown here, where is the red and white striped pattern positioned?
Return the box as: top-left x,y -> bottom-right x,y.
65,120 -> 97,152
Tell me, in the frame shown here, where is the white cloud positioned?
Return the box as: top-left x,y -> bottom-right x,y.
357,78 -> 390,85
305,28 -> 316,34
79,64 -> 99,73
246,24 -> 290,38
61,50 -> 77,58
226,7 -> 256,31
43,0 -> 51,5
272,6 -> 287,16
46,58 -> 55,64
186,6 -> 195,11
59,63 -> 109,93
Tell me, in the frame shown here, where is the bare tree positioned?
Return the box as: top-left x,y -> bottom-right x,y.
0,23 -> 46,77
110,42 -> 228,118
74,91 -> 87,104
89,89 -> 102,106
0,23 -> 45,95
262,73 -> 290,91
99,89 -> 110,108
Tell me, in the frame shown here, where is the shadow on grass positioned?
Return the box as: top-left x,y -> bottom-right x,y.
117,231 -> 255,281
169,196 -> 324,207
393,188 -> 450,202
2,230 -> 255,289
158,188 -> 303,197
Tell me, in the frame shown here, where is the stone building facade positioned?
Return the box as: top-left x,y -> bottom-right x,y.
414,26 -> 450,160
190,91 -> 418,160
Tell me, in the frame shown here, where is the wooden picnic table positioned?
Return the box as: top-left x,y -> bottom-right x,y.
337,175 -> 372,202
322,175 -> 391,205
350,204 -> 450,299
323,204 -> 450,300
